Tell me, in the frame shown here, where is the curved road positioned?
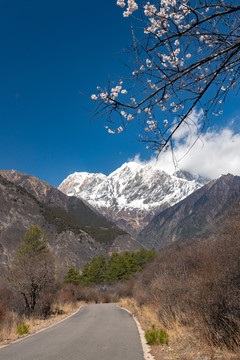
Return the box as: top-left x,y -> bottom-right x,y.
0,303 -> 144,360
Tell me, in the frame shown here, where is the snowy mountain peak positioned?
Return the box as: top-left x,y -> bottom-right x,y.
109,161 -> 146,179
58,161 -> 209,237
61,171 -> 107,197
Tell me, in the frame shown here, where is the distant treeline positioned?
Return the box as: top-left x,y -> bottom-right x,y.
64,248 -> 156,285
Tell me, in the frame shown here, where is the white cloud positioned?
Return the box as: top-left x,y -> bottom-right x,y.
131,110 -> 240,179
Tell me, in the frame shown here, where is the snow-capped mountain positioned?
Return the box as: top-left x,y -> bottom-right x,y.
58,162 -> 209,237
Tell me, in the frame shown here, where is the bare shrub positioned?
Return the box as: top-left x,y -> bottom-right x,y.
99,292 -> 111,304
35,293 -> 56,319
132,228 -> 240,350
74,286 -> 100,304
0,302 -> 7,325
57,285 -> 77,305
116,279 -> 134,299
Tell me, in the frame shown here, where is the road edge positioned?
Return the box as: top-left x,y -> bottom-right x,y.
0,305 -> 83,350
120,306 -> 155,360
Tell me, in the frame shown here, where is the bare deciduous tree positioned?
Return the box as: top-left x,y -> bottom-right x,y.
92,0 -> 240,153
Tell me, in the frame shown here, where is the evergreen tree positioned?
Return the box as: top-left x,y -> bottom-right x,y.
122,251 -> 141,277
67,249 -> 157,286
106,253 -> 129,282
80,255 -> 107,285
64,267 -> 81,285
9,226 -> 55,315
15,225 -> 49,259
135,248 -> 156,268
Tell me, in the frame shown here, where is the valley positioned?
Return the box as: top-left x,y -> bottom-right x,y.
0,164 -> 240,360
1,164 -> 240,273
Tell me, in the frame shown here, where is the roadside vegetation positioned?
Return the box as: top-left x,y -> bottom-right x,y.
119,208 -> 240,359
0,226 -> 79,344
0,226 -> 155,345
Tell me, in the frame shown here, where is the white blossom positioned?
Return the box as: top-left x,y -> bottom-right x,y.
145,107 -> 151,114
123,0 -> 138,17
144,3 -> 157,17
164,93 -> 171,100
146,59 -> 152,68
117,0 -> 126,8
100,92 -> 108,102
121,110 -> 127,118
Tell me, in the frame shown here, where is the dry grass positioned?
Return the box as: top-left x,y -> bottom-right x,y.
120,298 -> 240,360
0,301 -> 82,347
119,216 -> 240,359
120,298 -> 159,330
0,311 -> 20,345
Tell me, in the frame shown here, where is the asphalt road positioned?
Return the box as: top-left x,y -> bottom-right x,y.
0,303 -> 144,360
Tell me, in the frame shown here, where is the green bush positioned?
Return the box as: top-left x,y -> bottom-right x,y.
145,325 -> 169,345
17,322 -> 29,335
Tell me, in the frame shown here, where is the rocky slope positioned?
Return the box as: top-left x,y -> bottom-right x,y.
0,169 -> 128,243
137,173 -> 240,250
58,162 -> 208,237
0,171 -> 141,274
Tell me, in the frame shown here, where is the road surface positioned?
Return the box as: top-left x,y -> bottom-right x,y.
0,303 -> 144,360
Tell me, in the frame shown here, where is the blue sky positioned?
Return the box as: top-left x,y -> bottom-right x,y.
1,0 -> 240,186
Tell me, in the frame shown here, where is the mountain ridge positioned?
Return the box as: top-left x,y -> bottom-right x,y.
58,161 -> 209,237
137,173 -> 240,250
0,170 -> 141,274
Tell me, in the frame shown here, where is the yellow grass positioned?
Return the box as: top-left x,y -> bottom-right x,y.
120,298 -> 162,330
0,312 -> 20,345
119,298 -> 240,360
0,301 -> 83,347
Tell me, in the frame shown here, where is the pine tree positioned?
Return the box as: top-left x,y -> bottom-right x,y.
64,267 -> 81,285
9,226 -> 55,315
80,255 -> 107,285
